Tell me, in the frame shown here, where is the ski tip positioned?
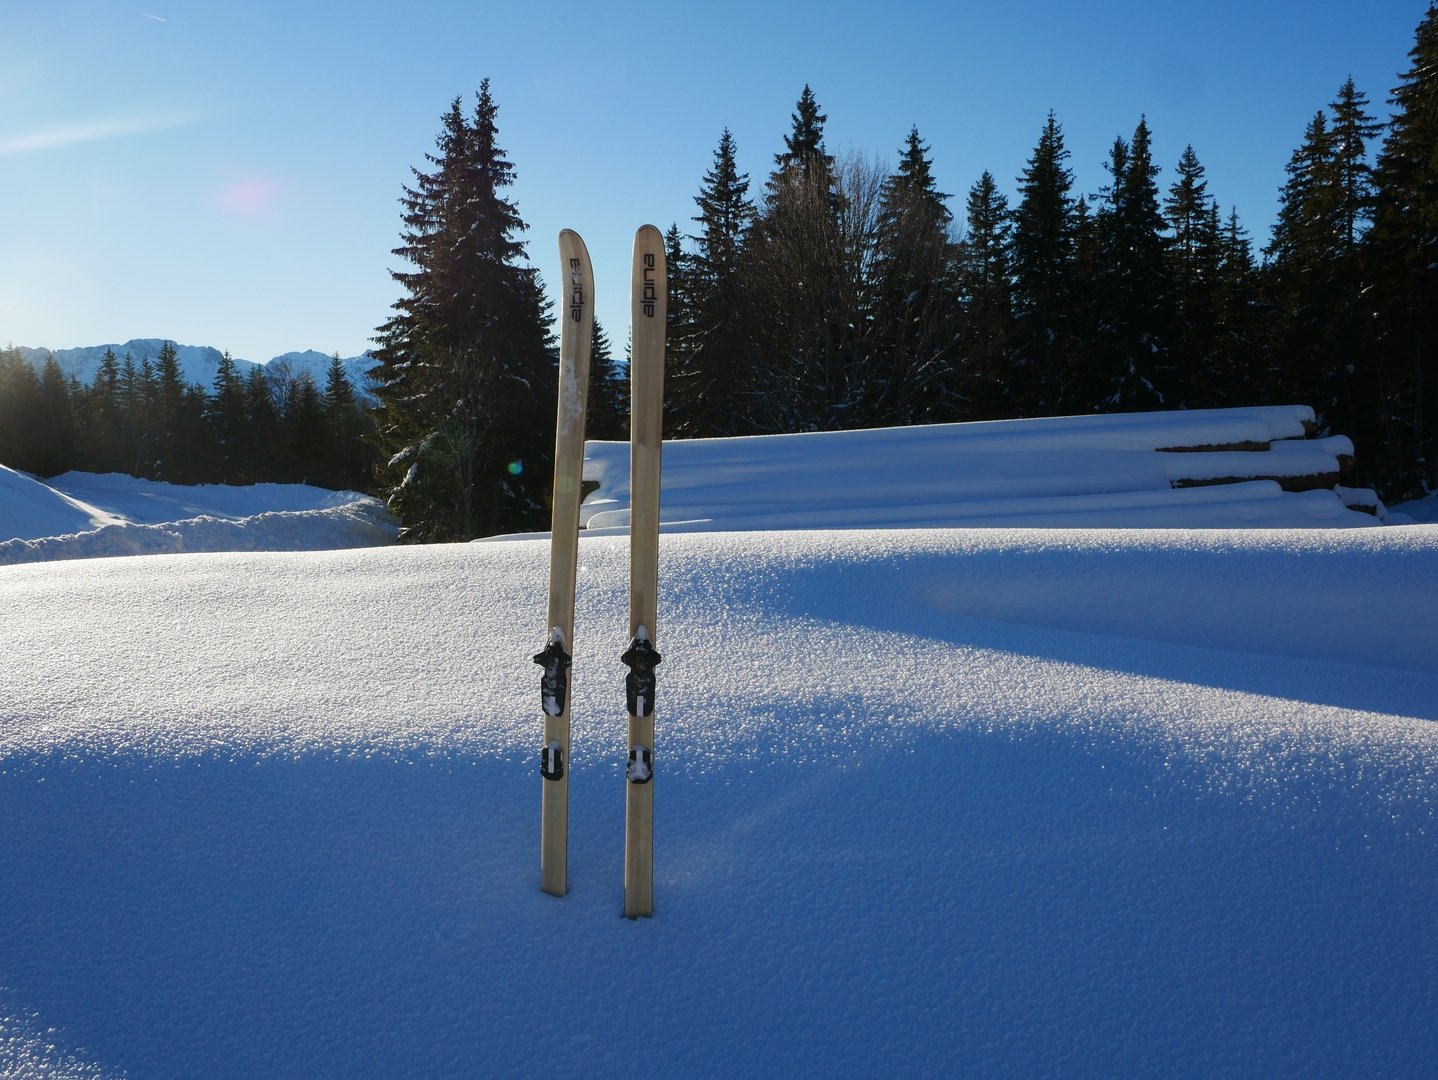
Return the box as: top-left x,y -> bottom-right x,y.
558,229 -> 590,258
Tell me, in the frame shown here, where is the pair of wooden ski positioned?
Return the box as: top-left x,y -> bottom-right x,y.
536,225 -> 665,918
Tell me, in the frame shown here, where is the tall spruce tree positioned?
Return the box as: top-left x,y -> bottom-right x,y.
670,128 -> 759,436
1164,145 -> 1226,406
1165,146 -> 1212,295
867,126 -> 961,423
1326,78 -> 1382,440
771,85 -> 835,186
1091,117 -> 1172,410
1,350 -> 48,474
747,86 -> 856,430
1265,110 -> 1339,423
586,319 -> 628,441
322,355 -> 374,491
1368,4 -> 1438,497
152,340 -> 187,479
245,365 -> 282,483
206,350 -> 249,482
370,82 -> 554,541
958,170 -> 1012,416
1267,86 -> 1379,441
1010,112 -> 1077,414
87,347 -> 125,473
285,373 -> 328,486
1214,204 -> 1266,406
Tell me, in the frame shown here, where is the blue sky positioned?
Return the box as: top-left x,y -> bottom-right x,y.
1,0 -> 1428,365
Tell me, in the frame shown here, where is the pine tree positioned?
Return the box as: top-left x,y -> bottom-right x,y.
118,353 -> 158,477
663,222 -> 690,420
866,125 -> 961,423
35,356 -> 76,477
1367,4 -> 1438,497
86,347 -> 125,472
148,341 -> 195,480
285,373 -> 328,485
747,87 -> 855,430
1165,146 -> 1211,293
172,383 -> 211,485
1213,205 -> 1265,405
771,85 -> 835,186
1326,79 -> 1382,440
370,81 -> 554,541
1164,146 -> 1225,405
0,348 -> 45,474
670,128 -> 759,436
1330,78 -> 1382,252
1267,84 -> 1380,441
322,354 -> 373,490
1010,112 -> 1077,414
586,319 -> 628,441
957,170 -> 1012,416
245,366 -> 282,483
206,350 -> 249,482
1090,117 -> 1173,410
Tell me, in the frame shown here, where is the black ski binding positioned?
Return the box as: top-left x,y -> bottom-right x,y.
627,744 -> 653,784
533,629 -> 572,718
620,630 -> 661,717
540,740 -> 565,781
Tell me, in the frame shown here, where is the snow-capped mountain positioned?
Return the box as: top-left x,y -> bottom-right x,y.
16,339 -> 377,396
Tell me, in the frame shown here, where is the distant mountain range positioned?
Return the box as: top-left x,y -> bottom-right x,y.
16,339 -> 378,397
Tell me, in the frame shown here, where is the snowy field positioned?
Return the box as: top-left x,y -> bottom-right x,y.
3,412 -> 1437,1077
0,465 -> 397,564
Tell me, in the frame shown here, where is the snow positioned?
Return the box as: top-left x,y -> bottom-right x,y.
582,407 -> 1379,532
3,414 -> 1437,1077
1391,491 -> 1438,524
0,464 -> 120,540
0,467 -> 397,565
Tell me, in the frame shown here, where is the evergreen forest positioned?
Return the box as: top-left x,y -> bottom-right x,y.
0,344 -> 377,493
4,8 -> 1437,542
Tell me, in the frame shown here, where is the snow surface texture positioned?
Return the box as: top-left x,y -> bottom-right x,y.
0,466 -> 397,564
2,411 -> 1434,1076
3,523 -> 1437,1077
582,405 -> 1383,531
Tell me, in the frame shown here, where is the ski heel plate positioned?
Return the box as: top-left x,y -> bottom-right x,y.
627,744 -> 653,784
540,740 -> 565,781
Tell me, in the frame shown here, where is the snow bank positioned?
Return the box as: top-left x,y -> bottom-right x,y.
0,469 -> 397,564
3,526 -> 1436,1077
0,463 -> 120,540
582,407 -> 1380,532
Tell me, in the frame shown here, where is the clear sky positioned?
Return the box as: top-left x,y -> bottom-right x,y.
2,0 -> 1429,365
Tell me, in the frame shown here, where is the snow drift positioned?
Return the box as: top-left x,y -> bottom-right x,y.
0,467 -> 397,565
581,406 -> 1384,532
3,522 -> 1436,1077
2,411 -> 1434,1077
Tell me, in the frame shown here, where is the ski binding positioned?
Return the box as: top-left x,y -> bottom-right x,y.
620,627 -> 661,718
533,627 -> 572,718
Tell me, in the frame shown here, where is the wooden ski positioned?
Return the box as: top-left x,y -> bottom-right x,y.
536,229 -> 594,897
622,224 -> 666,918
